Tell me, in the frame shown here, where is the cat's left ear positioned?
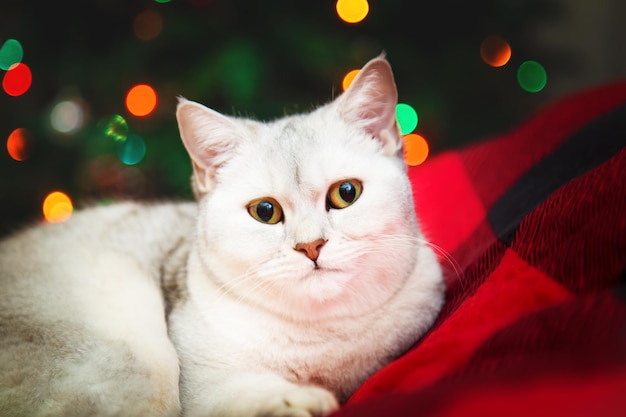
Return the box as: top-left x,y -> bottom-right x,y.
176,98 -> 243,195
336,55 -> 402,156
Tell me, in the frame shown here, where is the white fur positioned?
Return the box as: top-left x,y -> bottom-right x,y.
0,56 -> 445,417
0,202 -> 196,416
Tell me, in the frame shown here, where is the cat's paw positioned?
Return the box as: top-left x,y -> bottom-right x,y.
257,386 -> 339,417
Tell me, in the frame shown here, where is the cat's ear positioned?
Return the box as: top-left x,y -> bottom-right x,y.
336,56 -> 402,156
176,98 -> 242,195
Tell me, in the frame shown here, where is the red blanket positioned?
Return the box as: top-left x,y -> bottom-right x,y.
335,82 -> 626,417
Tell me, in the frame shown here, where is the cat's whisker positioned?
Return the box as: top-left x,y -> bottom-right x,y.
212,256 -> 298,306
212,266 -> 264,305
362,234 -> 464,288
415,238 -> 464,289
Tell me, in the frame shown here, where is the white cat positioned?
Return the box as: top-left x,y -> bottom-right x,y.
0,56 -> 445,417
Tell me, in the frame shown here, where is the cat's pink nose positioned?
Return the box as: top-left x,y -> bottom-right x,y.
295,239 -> 326,261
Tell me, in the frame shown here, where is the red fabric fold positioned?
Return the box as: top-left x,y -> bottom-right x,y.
334,81 -> 626,417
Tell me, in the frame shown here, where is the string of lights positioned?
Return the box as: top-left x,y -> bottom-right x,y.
1,0 -> 555,229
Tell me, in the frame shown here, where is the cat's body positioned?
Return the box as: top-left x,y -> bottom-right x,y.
0,57 -> 445,417
0,202 -> 195,416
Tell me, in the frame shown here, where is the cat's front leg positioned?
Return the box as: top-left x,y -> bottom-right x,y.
254,384 -> 338,417
181,370 -> 339,417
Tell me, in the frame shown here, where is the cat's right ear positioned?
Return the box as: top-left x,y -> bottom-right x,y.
336,55 -> 401,157
176,98 -> 242,195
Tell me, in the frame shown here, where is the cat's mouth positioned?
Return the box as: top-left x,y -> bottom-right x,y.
304,265 -> 344,280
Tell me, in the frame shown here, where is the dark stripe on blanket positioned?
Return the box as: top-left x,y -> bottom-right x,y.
488,104 -> 626,243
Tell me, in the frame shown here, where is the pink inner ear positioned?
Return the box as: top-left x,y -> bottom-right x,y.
176,100 -> 242,193
338,58 -> 401,153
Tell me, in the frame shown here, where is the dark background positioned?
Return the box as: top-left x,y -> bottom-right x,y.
1,0 -> 625,235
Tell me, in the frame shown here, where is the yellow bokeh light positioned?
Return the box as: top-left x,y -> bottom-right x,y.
336,0 -> 369,24
342,69 -> 360,91
403,134 -> 430,166
43,191 -> 73,223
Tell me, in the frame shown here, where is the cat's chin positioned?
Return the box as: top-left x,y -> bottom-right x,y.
283,266 -> 401,321
255,266 -> 357,320
297,267 -> 350,302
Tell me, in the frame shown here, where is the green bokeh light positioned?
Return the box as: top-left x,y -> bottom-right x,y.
517,60 -> 547,93
0,39 -> 24,71
117,134 -> 146,165
396,103 -> 418,135
102,114 -> 129,142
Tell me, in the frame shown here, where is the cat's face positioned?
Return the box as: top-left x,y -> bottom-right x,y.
177,57 -> 422,320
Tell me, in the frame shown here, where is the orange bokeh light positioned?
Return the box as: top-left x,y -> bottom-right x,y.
6,128 -> 31,161
480,35 -> 512,68
342,69 -> 360,91
42,191 -> 73,223
403,133 -> 430,166
125,84 -> 157,117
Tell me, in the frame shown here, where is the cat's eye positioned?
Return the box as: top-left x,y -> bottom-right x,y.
247,198 -> 283,224
327,179 -> 363,210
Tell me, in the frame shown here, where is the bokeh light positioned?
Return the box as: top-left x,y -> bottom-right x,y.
396,103 -> 418,135
50,100 -> 85,134
2,62 -> 32,96
6,128 -> 32,161
133,9 -> 163,41
517,60 -> 547,93
336,0 -> 369,24
0,39 -> 24,71
117,134 -> 146,165
403,134 -> 429,166
101,114 -> 129,142
342,69 -> 360,91
42,191 -> 73,223
480,35 -> 512,67
125,84 -> 157,116
84,154 -> 124,190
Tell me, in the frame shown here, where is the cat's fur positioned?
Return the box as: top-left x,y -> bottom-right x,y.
0,56 -> 445,417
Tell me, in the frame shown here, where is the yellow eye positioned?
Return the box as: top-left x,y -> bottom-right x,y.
327,179 -> 363,209
247,198 -> 283,224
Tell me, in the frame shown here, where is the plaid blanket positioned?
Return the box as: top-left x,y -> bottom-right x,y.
335,81 -> 626,417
